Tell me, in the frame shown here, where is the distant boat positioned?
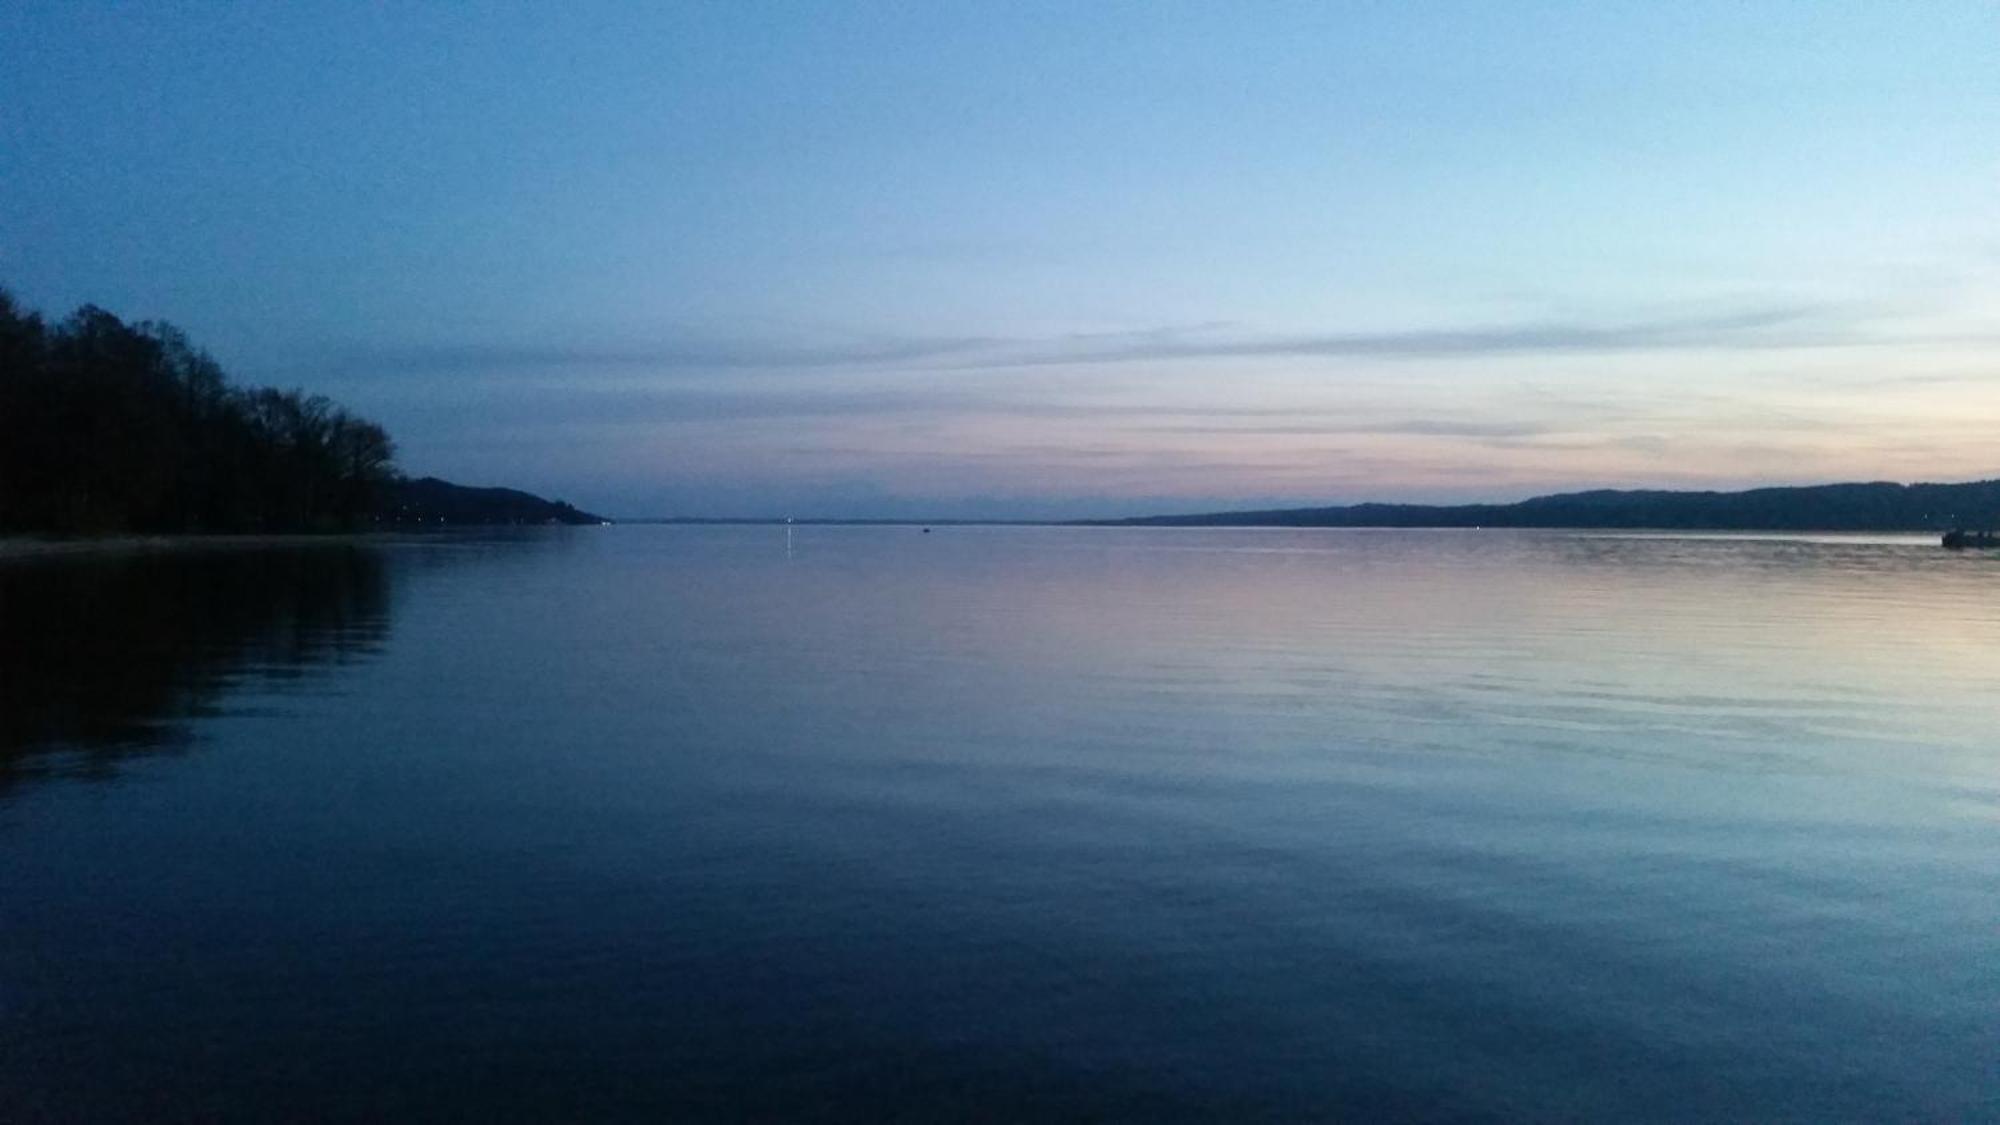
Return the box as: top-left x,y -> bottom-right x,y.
1941,529 -> 1999,549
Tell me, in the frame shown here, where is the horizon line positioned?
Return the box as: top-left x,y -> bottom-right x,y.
603,472 -> 2000,527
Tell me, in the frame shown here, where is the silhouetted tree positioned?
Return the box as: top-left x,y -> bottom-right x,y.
0,287 -> 398,534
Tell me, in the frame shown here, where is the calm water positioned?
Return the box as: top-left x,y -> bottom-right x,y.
3,527 -> 1997,1121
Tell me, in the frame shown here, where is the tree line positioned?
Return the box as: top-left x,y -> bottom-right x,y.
0,288 -> 396,534
1107,480 -> 2000,532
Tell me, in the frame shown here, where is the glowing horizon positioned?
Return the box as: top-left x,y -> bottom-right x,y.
5,2 -> 1997,519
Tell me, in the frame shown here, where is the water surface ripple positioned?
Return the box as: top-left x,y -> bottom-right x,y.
2,528 -> 1995,1120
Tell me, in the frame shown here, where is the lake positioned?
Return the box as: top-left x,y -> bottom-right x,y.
3,527 -> 1996,1121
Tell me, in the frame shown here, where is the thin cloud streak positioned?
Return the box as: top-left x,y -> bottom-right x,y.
341,335 -> 1000,374
994,305 -> 1851,367
383,388 -> 1334,426
1132,419 -> 1554,439
332,302 -> 1888,380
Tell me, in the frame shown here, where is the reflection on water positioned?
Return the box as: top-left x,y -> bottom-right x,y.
0,545 -> 389,788
3,528 -> 1998,1121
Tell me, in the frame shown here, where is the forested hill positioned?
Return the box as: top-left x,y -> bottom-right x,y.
1105,480 -> 2000,532
379,478 -> 604,526
0,288 -> 601,534
0,289 -> 397,534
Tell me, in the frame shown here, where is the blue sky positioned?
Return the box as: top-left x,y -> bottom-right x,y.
4,2 -> 1997,518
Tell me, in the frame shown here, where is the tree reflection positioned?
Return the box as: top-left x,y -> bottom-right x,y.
0,546 -> 390,790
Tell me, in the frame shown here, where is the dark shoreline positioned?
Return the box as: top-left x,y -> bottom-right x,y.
0,532 -> 408,561
1090,477 -> 2000,533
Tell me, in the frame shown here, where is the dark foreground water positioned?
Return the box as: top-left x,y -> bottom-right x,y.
2,527 -> 1996,1121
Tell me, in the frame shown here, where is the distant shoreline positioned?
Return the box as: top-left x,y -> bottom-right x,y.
0,525 -> 1955,562
614,477 -> 2000,532
619,517 -> 1055,527
1085,478 -> 2000,534
0,520 -> 634,561
0,532 -> 406,561
589,519 -> 1948,538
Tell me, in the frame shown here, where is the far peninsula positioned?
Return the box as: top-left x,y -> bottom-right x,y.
1097,480 -> 2000,534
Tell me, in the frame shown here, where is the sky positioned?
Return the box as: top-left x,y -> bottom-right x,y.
3,2 -> 1998,519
